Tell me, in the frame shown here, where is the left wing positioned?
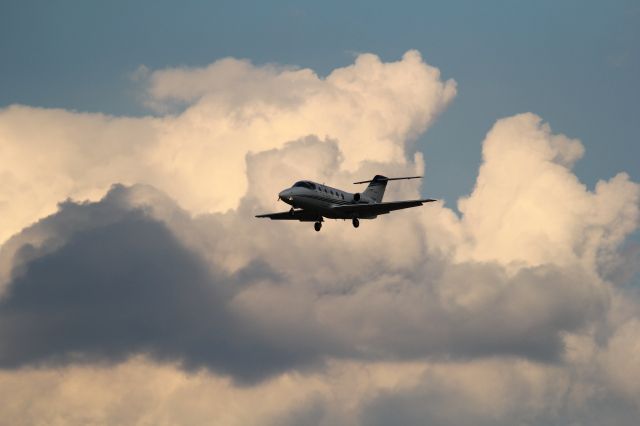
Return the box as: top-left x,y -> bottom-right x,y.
255,209 -> 321,222
331,198 -> 436,216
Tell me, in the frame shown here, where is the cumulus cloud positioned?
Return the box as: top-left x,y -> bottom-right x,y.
0,50 -> 455,244
0,180 -> 610,381
0,51 -> 639,425
0,185 -> 342,383
0,355 -> 638,425
457,113 -> 639,270
360,354 -> 640,426
0,125 -> 634,388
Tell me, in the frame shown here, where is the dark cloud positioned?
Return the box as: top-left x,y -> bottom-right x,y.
326,263 -> 604,363
0,185 -> 332,383
0,183 -> 611,384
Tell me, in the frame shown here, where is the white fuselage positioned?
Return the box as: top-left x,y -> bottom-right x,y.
278,181 -> 373,219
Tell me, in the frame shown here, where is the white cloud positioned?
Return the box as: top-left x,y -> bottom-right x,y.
0,50 -> 455,244
456,113 -> 639,270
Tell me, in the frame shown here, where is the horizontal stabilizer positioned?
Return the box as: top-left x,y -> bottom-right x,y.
353,175 -> 422,184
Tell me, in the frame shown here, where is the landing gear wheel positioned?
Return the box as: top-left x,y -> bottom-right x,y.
289,208 -> 295,215
314,221 -> 322,232
352,218 -> 360,228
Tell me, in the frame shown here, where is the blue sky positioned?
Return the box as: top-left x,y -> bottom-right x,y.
2,0 -> 638,205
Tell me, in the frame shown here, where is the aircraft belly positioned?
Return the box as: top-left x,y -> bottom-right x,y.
293,192 -> 388,219
294,196 -> 326,214
295,195 -> 344,218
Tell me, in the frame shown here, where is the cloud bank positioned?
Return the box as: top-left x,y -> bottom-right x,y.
0,50 -> 455,243
0,51 -> 639,425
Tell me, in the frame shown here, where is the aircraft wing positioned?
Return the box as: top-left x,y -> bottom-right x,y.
331,198 -> 437,216
255,209 -> 321,222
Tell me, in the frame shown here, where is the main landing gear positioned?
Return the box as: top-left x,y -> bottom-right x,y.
313,219 -> 359,232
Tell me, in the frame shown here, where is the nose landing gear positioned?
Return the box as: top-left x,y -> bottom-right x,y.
352,218 -> 359,228
314,221 -> 322,232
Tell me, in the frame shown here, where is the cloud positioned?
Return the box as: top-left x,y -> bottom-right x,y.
0,50 -> 455,244
360,354 -> 640,426
456,113 -> 639,269
0,358 -> 428,426
0,353 -> 638,425
0,125 -> 626,380
0,185 -> 340,383
0,51 -> 639,424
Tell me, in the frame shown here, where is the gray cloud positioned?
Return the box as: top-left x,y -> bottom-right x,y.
359,366 -> 640,426
0,181 -> 611,384
240,259 -> 607,364
0,185 -> 336,383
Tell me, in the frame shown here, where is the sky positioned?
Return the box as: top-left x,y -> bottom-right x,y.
2,0 -> 639,203
1,1 -> 639,425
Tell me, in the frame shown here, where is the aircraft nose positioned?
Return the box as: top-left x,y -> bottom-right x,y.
278,189 -> 291,202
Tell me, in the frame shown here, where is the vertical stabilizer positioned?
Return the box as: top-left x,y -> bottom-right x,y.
362,175 -> 388,202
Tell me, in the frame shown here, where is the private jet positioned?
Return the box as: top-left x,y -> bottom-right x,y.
255,175 -> 436,231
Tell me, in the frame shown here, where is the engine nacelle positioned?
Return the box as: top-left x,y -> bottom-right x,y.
353,193 -> 360,202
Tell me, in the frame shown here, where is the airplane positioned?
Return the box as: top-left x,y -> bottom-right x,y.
255,175 -> 436,231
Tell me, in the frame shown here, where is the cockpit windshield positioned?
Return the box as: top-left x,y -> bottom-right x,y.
292,181 -> 316,190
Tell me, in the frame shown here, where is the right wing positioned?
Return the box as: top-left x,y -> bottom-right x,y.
255,209 -> 321,222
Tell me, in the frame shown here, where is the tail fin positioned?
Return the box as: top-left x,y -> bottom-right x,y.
362,175 -> 388,202
354,175 -> 423,203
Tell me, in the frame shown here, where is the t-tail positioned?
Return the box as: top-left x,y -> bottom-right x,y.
353,175 -> 422,203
